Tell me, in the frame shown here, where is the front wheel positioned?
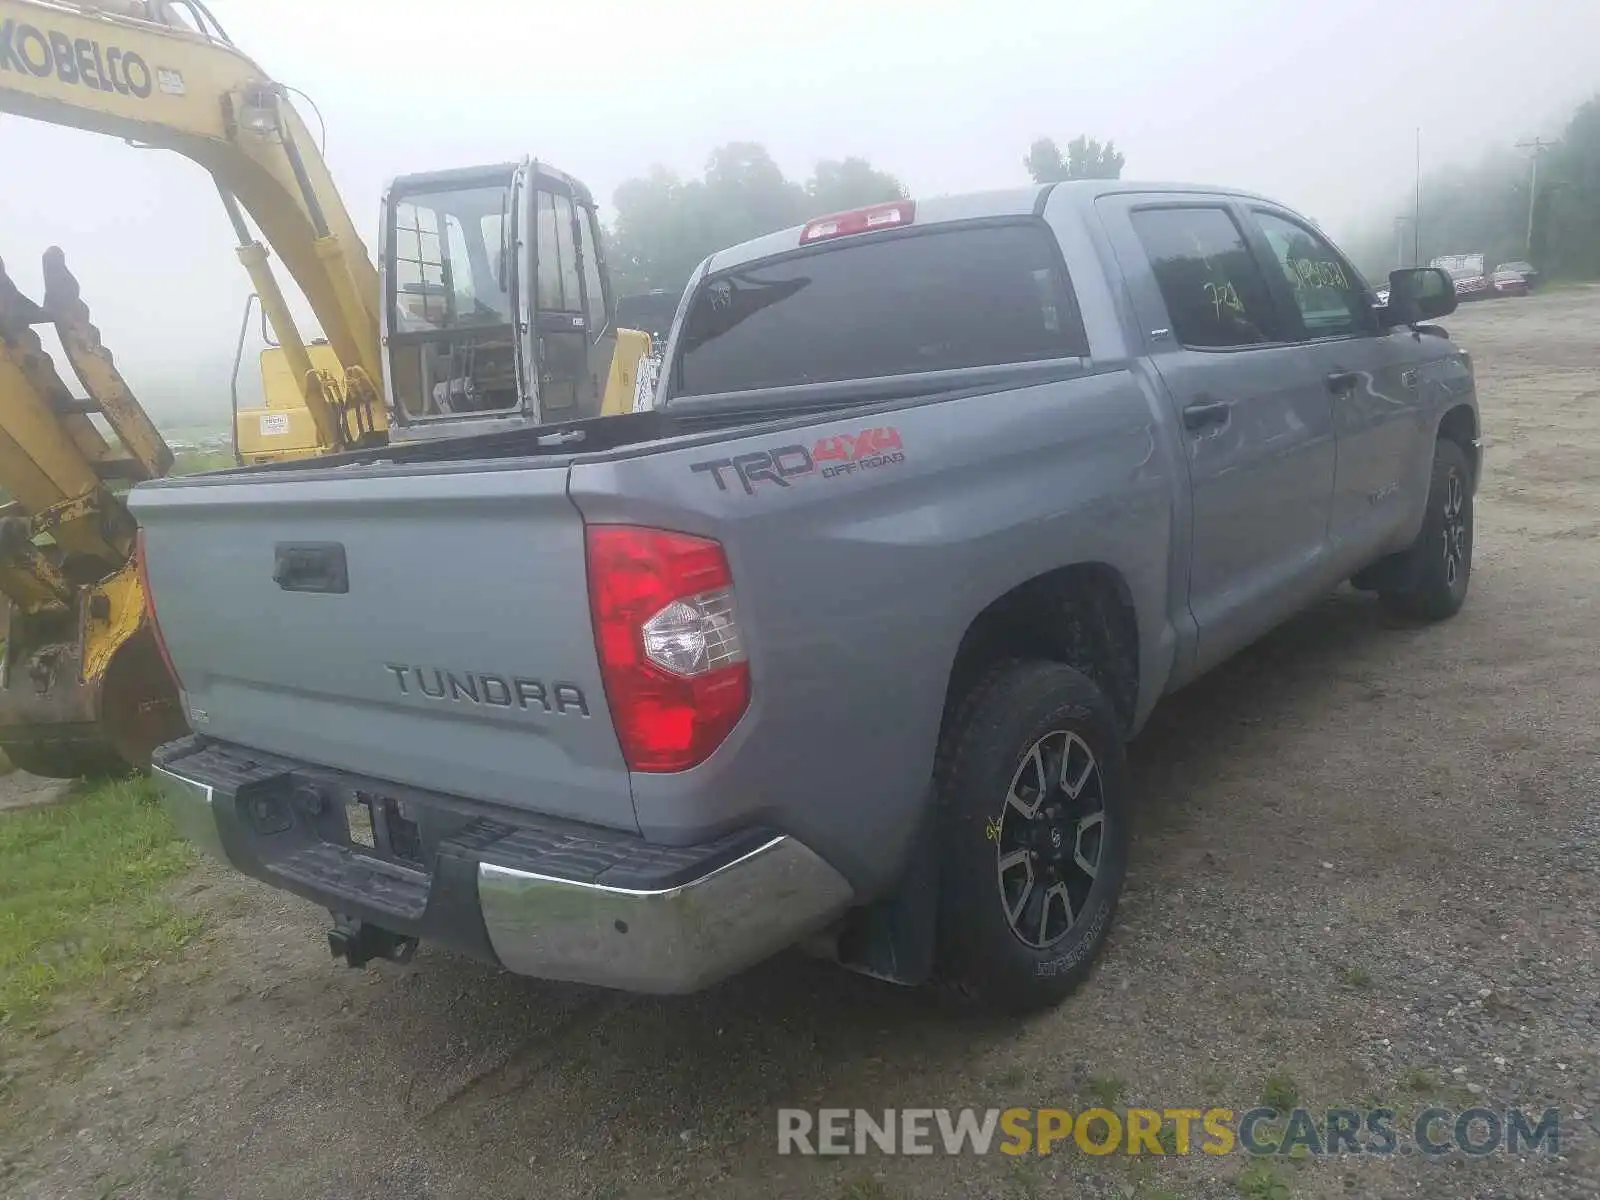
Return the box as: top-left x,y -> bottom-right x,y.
1380,438 -> 1474,621
935,660 -> 1130,1012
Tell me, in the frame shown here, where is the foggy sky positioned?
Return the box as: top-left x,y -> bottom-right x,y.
1,0 -> 1594,421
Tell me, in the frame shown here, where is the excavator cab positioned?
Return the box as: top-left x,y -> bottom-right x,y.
380,161 -> 649,439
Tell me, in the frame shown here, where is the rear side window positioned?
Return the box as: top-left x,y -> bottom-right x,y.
1130,207 -> 1281,350
674,223 -> 1086,397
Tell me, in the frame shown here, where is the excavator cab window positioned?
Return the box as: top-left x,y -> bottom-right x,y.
386,177 -> 519,419
531,188 -> 590,419
529,175 -> 616,422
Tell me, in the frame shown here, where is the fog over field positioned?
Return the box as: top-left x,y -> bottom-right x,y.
1,0 -> 1595,425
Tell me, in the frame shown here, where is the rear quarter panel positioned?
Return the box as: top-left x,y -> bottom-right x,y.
571,364 -> 1181,896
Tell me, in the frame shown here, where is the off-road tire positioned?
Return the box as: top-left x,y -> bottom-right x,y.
1380,438 -> 1474,621
935,660 -> 1130,1012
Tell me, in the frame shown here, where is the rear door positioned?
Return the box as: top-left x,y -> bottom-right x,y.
131,463 -> 639,832
1241,205 -> 1424,558
1100,196 -> 1336,672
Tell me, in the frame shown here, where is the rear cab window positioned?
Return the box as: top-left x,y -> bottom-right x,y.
670,221 -> 1088,399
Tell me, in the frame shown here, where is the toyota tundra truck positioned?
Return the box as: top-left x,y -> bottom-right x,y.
133,182 -> 1478,1011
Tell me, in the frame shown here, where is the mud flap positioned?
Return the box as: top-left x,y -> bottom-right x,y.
833,811 -> 938,986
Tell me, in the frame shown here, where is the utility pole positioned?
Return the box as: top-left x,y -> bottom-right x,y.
1414,127 -> 1422,265
1516,137 -> 1551,260
1394,215 -> 1411,269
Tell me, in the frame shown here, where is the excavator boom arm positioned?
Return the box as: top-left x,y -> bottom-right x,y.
0,0 -> 380,391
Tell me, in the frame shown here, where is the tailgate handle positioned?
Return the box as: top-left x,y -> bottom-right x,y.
273,542 -> 349,594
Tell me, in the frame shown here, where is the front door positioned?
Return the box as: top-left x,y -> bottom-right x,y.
1101,196 -> 1337,673
1241,206 -> 1425,560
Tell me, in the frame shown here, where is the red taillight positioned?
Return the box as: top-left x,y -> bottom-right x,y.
134,530 -> 183,689
585,526 -> 749,773
799,199 -> 915,245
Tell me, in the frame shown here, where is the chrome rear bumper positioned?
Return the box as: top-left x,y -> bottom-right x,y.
478,836 -> 853,993
153,763 -> 229,864
153,757 -> 852,995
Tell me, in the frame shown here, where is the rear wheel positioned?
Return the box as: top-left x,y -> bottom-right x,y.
934,660 -> 1129,1012
1380,438 -> 1474,621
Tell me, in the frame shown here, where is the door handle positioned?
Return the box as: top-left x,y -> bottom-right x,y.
1325,370 -> 1360,394
273,542 -> 349,594
1182,400 -> 1232,431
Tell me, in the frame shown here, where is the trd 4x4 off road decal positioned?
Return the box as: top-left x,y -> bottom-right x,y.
690,426 -> 905,495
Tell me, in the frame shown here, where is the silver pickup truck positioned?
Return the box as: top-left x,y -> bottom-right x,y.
135,182 -> 1477,1012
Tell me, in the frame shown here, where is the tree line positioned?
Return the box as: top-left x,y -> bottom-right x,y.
607,134 -> 1123,297
1347,93 -> 1600,282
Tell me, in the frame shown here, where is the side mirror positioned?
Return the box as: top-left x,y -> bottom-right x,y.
1383,267 -> 1457,326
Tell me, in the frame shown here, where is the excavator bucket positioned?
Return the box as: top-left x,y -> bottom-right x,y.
0,250 -> 186,777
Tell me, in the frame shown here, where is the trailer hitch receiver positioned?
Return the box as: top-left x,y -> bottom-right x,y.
327,915 -> 417,968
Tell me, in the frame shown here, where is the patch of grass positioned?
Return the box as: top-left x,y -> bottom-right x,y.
1342,965 -> 1372,989
171,448 -> 238,475
1085,1074 -> 1124,1108
0,777 -> 203,1031
1236,1158 -> 1294,1199
1405,1066 -> 1436,1094
1260,1071 -> 1299,1113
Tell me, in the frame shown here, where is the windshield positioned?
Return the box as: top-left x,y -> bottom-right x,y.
387,178 -> 519,420
391,183 -> 513,332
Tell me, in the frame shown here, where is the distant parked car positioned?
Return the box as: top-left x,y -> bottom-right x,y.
1431,253 -> 1492,302
1496,260 -> 1540,290
1491,267 -> 1530,297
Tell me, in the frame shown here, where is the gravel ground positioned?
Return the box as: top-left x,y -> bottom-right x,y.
3,287 -> 1600,1200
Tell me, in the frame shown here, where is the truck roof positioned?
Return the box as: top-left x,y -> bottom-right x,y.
701,180 -> 1276,275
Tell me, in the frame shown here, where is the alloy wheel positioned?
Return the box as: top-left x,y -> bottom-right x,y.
995,729 -> 1107,949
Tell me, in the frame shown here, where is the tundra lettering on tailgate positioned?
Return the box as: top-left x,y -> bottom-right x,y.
385,664 -> 589,716
690,425 -> 905,495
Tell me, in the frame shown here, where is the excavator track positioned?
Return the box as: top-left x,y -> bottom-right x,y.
0,250 -> 186,777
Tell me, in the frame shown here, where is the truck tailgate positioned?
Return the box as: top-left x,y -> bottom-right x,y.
130,463 -> 636,832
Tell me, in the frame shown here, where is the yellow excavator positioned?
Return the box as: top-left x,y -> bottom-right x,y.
0,0 -> 650,776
